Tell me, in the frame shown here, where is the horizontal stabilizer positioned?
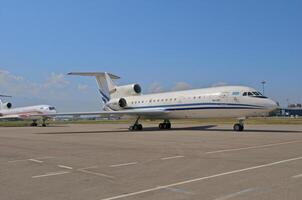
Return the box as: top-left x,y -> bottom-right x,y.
68,72 -> 120,80
0,95 -> 12,98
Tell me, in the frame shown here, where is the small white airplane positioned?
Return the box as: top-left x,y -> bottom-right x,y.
47,72 -> 278,132
0,95 -> 57,126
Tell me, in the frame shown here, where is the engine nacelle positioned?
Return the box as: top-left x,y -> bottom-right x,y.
105,98 -> 128,110
110,84 -> 142,98
2,102 -> 12,109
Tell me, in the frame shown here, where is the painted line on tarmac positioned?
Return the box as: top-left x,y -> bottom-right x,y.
58,165 -> 73,170
292,174 -> 302,179
78,166 -> 115,179
110,162 -> 138,168
28,159 -> 44,163
32,171 -> 70,179
100,156 -> 302,200
8,156 -> 54,163
206,140 -> 302,154
213,188 -> 258,200
161,156 -> 184,160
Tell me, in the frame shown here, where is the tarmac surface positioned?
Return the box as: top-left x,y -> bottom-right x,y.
1,123 -> 302,200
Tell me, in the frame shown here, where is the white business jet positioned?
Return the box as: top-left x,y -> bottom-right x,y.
48,72 -> 278,132
0,95 -> 57,126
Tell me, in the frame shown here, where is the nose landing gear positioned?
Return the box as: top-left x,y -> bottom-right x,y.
233,119 -> 245,132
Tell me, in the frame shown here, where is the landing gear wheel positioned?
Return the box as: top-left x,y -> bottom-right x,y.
129,124 -> 143,131
159,123 -> 164,129
233,123 -> 244,132
31,122 -> 38,127
159,121 -> 172,130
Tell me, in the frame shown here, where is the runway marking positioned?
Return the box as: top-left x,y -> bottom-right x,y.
100,156 -> 302,200
28,159 -> 44,163
292,174 -> 302,179
8,156 -> 54,163
58,165 -> 73,170
165,187 -> 194,195
206,140 -> 302,154
32,171 -> 70,179
78,166 -> 115,179
110,162 -> 138,168
213,188 -> 258,200
161,156 -> 184,160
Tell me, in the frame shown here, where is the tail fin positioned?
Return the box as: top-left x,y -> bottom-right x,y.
68,72 -> 120,104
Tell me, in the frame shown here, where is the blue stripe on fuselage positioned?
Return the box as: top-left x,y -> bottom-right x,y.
125,102 -> 264,110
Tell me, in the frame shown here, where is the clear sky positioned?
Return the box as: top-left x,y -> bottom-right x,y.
0,0 -> 301,111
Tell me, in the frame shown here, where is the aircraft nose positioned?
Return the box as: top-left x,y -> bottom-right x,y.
268,99 -> 279,110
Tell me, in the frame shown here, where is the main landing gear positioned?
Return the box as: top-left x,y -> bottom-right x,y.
30,120 -> 38,127
159,120 -> 171,130
30,119 -> 48,127
42,118 -> 47,127
129,117 -> 143,131
233,119 -> 245,132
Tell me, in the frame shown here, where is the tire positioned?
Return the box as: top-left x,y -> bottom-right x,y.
159,123 -> 164,129
233,124 -> 243,132
166,123 -> 171,129
137,124 -> 143,130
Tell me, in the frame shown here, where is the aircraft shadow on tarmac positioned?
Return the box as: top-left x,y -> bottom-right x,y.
35,125 -> 302,135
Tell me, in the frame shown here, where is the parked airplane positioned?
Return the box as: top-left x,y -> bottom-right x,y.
0,95 -> 57,126
45,72 -> 278,132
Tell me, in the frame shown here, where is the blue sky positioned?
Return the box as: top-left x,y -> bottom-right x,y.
0,0 -> 301,111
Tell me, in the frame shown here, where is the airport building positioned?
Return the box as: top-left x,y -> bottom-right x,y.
280,104 -> 302,116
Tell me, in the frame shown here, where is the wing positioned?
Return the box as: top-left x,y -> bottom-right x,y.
0,115 -> 21,120
32,109 -> 169,118
0,114 -> 43,120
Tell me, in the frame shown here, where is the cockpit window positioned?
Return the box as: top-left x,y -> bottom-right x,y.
242,91 -> 268,98
49,107 -> 56,110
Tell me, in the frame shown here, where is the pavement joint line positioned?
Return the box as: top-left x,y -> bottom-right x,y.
32,171 -> 70,179
161,156 -> 184,160
292,174 -> 302,179
28,159 -> 44,163
57,165 -> 73,170
110,162 -> 138,168
213,188 -> 258,200
206,140 -> 302,154
99,156 -> 302,200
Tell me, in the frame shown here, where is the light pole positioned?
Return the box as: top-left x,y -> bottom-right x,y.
261,81 -> 266,95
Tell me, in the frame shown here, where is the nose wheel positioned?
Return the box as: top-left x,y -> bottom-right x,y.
233,119 -> 245,132
233,123 -> 244,132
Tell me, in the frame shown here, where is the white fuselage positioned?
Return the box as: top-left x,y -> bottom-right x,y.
105,86 -> 278,119
0,105 -> 57,120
